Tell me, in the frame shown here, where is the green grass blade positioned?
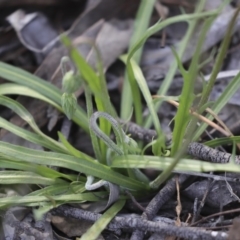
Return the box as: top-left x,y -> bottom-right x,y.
197,7 -> 240,110
84,83 -> 103,162
62,37 -> 113,113
171,15 -> 215,156
0,83 -> 88,133
0,158 -> 74,181
62,36 -> 115,157
128,10 -> 217,63
0,171 -> 66,185
27,183 -> 86,196
194,72 -> 240,141
0,95 -> 66,152
140,2 -> 218,128
0,62 -> 61,102
120,54 -> 142,125
0,83 -> 62,110
0,63 -> 89,131
58,132 -> 95,161
0,192 -> 109,209
28,184 -> 73,196
111,155 -> 240,173
81,199 -> 125,240
120,0 -> 155,122
0,141 -> 149,190
169,49 -> 194,156
0,116 -> 66,153
205,136 -> 240,147
125,58 -> 165,155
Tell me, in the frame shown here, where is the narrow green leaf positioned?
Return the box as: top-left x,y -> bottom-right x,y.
0,95 -> 66,152
205,136 -> 240,147
171,14 -> 215,156
0,83 -> 61,110
58,132 -> 95,161
0,63 -> 89,131
111,155 -> 240,173
27,183 -> 85,196
0,116 -> 65,153
0,192 -> 109,208
0,158 -> 74,181
197,7 -> 240,109
121,0 -> 155,122
0,171 -> 65,185
84,83 -> 103,162
128,10 -> 218,63
61,36 -> 114,157
0,141 -> 149,191
28,184 -> 71,196
81,200 -> 125,240
126,58 -> 164,155
143,2 -> 223,128
120,55 -> 142,125
194,72 -> 240,140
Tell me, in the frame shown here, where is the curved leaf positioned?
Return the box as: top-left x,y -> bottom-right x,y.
0,141 -> 149,191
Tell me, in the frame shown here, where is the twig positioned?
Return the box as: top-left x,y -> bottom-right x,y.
191,208 -> 240,227
192,198 -> 199,224
171,171 -> 240,182
224,172 -> 240,203
204,70 -> 240,81
175,176 -> 182,226
118,118 -> 160,144
119,119 -> 240,165
200,219 -> 233,228
187,142 -> 240,164
148,232 -> 166,240
125,190 -> 146,214
194,180 -> 216,222
152,95 -> 231,137
205,108 -> 240,150
130,174 -> 188,240
51,205 -> 228,240
3,210 -> 53,239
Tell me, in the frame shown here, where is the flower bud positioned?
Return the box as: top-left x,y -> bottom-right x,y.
61,93 -> 77,119
62,70 -> 81,94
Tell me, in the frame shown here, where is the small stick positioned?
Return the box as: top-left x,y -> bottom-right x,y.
152,95 -> 231,137
118,119 -> 158,144
187,142 -> 240,164
125,190 -> 146,214
119,119 -> 240,165
130,174 -> 188,240
51,205 -> 228,240
195,180 -> 216,222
